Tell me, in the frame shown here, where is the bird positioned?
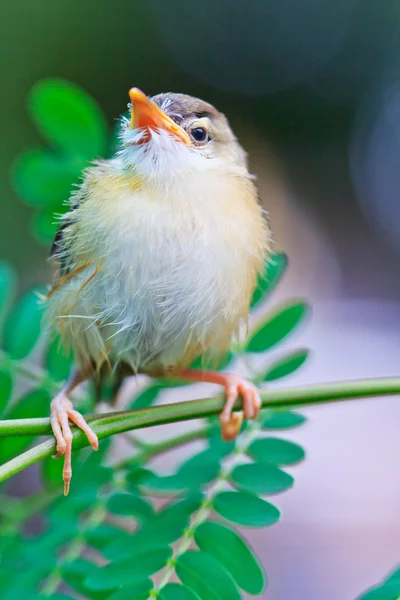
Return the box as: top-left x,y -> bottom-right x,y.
45,88 -> 271,494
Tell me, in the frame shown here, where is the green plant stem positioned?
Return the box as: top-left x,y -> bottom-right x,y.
0,377 -> 399,484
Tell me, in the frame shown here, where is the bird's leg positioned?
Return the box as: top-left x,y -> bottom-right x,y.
50,366 -> 98,495
176,369 -> 261,441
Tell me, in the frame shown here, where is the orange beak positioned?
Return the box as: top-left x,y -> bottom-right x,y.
128,88 -> 190,145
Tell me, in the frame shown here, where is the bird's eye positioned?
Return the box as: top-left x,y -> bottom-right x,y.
190,127 -> 209,144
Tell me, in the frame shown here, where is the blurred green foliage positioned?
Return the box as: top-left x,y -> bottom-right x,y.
13,79 -> 109,244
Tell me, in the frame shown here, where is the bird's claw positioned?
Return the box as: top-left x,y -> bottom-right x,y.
219,376 -> 261,441
50,394 -> 98,495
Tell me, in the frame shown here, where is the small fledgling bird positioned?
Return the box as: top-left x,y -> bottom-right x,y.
46,88 -> 270,494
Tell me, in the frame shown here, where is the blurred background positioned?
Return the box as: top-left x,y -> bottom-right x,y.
1,1 -> 399,598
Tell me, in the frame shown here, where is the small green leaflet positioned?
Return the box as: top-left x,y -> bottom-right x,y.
3,288 -> 44,359
251,252 -> 288,308
103,495 -> 202,561
108,579 -> 154,600
248,437 -> 305,466
357,566 -> 400,600
13,149 -> 81,208
261,349 -> 310,382
231,462 -> 294,495
260,409 -> 306,429
142,449 -> 220,491
84,524 -> 122,551
160,583 -> 202,600
246,300 -> 310,353
176,550 -> 242,600
213,491 -> 280,527
29,78 -> 108,160
31,210 -> 59,243
85,547 -> 172,591
61,558 -> 109,600
194,521 -> 266,594
357,589 -> 400,600
106,492 -> 154,521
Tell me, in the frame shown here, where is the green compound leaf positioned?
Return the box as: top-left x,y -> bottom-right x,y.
0,261 -> 17,324
213,491 -> 280,527
85,547 -> 172,591
3,287 -> 44,359
106,492 -> 154,521
194,521 -> 266,594
261,349 -> 310,382
249,438 -> 305,466
231,462 -> 294,495
251,252 -> 288,309
13,149 -> 80,208
45,336 -> 73,382
160,583 -> 202,600
176,550 -> 242,600
260,410 -> 306,430
0,388 -> 50,463
29,78 -> 108,160
246,300 -> 310,353
0,367 -> 13,416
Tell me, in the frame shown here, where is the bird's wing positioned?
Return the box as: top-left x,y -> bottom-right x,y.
49,203 -> 79,278
49,218 -> 72,276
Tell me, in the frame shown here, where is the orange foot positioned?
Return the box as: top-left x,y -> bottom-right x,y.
178,370 -> 261,441
50,395 -> 98,495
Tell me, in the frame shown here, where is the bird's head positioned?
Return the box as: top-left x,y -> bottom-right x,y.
119,88 -> 250,181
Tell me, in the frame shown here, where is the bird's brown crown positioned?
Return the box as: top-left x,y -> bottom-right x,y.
151,92 -> 222,126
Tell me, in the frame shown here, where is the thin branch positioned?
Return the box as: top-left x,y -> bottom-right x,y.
0,377 -> 399,484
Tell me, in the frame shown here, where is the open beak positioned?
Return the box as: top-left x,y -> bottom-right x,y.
128,88 -> 190,146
